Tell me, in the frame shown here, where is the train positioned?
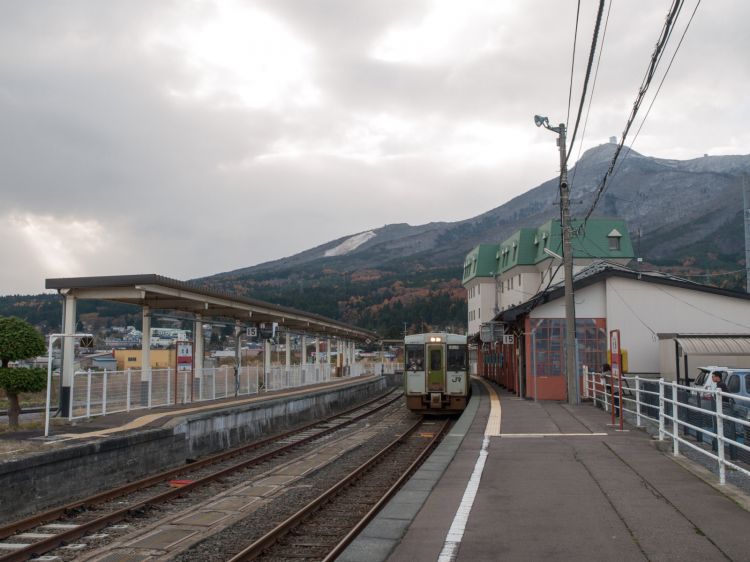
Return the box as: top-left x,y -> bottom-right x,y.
404,332 -> 470,414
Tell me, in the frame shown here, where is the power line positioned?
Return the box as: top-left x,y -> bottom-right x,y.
655,285 -> 750,331
570,0 -> 613,189
565,0 -> 606,165
609,283 -> 658,336
679,268 -> 745,279
610,0 -> 701,182
566,0 -> 582,129
581,0 -> 687,224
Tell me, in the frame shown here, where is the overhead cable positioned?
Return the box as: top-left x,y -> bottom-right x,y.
569,0 -> 613,188
565,0 -> 606,165
610,0 -> 701,182
581,0 -> 687,224
566,0 -> 582,129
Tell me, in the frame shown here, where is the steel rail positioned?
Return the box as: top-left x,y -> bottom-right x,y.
0,390 -> 401,562
322,418 -> 450,562
228,417 -> 449,562
0,388 -> 398,540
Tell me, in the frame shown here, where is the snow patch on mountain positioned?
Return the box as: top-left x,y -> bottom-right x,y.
324,231 -> 376,257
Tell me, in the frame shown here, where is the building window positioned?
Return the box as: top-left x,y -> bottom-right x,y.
530,318 -> 607,376
607,229 -> 622,251
478,308 -> 480,319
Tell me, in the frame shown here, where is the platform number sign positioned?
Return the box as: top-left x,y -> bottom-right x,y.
176,341 -> 193,372
247,326 -> 258,337
609,329 -> 623,428
610,329 -> 622,374
502,334 -> 514,345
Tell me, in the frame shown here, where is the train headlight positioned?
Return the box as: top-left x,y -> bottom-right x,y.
429,336 -> 442,342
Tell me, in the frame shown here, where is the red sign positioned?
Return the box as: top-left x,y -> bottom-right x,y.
176,341 -> 193,372
610,329 -> 623,429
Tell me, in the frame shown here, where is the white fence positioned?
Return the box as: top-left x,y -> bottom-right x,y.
585,372 -> 750,485
68,361 -> 390,421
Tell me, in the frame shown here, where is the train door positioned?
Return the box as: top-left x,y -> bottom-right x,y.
405,344 -> 426,395
447,344 -> 468,395
427,343 -> 445,392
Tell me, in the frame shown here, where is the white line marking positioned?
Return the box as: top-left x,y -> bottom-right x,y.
500,432 -> 607,438
437,378 -> 500,561
437,436 -> 489,562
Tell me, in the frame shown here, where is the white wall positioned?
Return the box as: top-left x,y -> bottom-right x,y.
500,270 -> 541,311
467,278 -> 498,335
525,275 -> 750,376
606,277 -> 750,374
530,283 -> 606,319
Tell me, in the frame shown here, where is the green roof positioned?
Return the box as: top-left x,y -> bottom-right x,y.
462,244 -> 500,283
528,218 -> 634,265
463,218 -> 635,280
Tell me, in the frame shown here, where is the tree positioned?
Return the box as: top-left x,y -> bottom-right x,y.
0,316 -> 46,429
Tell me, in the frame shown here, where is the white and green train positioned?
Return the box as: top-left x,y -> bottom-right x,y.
404,332 -> 470,414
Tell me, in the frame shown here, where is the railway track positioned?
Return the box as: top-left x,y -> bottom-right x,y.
0,390 -> 402,562
229,417 -> 450,562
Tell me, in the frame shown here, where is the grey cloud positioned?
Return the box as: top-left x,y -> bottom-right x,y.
1,1 -> 748,294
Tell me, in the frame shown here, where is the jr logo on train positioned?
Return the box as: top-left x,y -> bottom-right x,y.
404,332 -> 470,414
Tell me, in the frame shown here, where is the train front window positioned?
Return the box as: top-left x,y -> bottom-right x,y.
406,345 -> 424,371
448,345 -> 467,371
429,348 -> 442,371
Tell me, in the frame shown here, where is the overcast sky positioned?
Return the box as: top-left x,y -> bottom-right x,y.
1,0 -> 747,295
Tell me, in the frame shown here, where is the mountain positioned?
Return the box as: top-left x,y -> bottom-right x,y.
207,144 -> 750,278
4,144 -> 749,338
194,144 -> 750,336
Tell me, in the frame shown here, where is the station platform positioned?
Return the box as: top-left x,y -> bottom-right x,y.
342,378 -> 750,562
0,374 -> 390,523
1,375 -> 382,449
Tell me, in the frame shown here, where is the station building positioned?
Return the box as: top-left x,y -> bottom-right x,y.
462,219 -> 750,400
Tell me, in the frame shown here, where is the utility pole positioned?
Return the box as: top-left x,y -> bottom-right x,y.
535,115 -> 578,405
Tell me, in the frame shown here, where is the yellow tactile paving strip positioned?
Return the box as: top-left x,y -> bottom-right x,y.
52,375 -> 377,441
474,376 -> 502,436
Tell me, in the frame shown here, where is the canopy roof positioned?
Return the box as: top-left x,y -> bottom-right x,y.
46,274 -> 377,342
669,335 -> 750,356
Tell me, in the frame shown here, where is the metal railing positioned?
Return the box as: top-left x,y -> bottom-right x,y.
68,361 -> 385,421
585,372 -> 750,484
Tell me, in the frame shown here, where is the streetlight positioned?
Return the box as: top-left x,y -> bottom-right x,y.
534,114 -> 578,405
45,332 -> 92,437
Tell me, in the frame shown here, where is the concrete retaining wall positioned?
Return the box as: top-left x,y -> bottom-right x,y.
0,377 -> 388,523
170,377 -> 389,457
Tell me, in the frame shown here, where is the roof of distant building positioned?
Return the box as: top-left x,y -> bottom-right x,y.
462,218 -> 635,284
496,260 -> 750,322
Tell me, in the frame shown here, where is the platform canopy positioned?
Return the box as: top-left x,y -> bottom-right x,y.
672,335 -> 750,356
46,274 -> 378,342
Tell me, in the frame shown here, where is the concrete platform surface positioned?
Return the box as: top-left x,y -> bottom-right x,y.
383,379 -> 750,562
